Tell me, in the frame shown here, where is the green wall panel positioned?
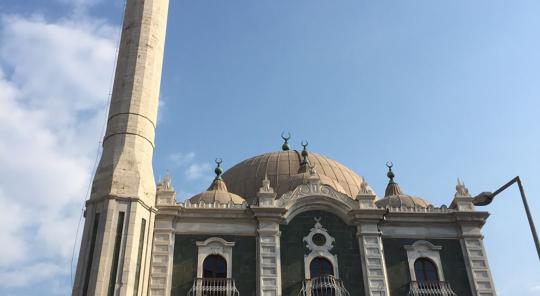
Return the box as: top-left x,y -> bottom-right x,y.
171,234 -> 256,296
383,238 -> 472,296
280,210 -> 364,296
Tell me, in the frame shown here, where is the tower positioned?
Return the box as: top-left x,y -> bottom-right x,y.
73,0 -> 169,295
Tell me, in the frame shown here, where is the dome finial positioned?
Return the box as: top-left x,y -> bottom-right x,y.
301,140 -> 310,165
386,161 -> 395,183
281,132 -> 291,151
214,158 -> 223,179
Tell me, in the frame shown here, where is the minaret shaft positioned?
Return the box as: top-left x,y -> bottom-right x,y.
74,0 -> 169,295
91,0 -> 169,203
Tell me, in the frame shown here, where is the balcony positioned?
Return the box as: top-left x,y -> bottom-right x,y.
408,281 -> 457,296
298,275 -> 351,296
187,278 -> 240,296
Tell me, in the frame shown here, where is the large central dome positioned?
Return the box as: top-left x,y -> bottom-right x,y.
222,150 -> 364,203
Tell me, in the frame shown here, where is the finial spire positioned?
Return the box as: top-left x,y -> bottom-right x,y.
214,158 -> 223,180
386,161 -> 395,183
301,140 -> 309,164
281,132 -> 291,151
384,161 -> 404,197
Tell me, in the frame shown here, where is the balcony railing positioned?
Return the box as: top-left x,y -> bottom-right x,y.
408,281 -> 457,296
187,278 -> 240,296
298,275 -> 351,296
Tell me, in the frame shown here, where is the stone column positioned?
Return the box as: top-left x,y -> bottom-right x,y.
73,0 -> 170,295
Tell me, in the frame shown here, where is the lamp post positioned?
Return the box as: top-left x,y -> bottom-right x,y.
472,176 -> 540,260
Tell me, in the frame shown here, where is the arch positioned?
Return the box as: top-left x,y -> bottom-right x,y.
202,255 -> 227,278
404,240 -> 445,282
414,257 -> 439,283
283,195 -> 353,224
310,257 -> 334,278
196,237 -> 235,279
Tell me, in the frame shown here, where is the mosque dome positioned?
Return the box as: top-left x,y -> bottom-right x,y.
374,163 -> 432,209
222,148 -> 366,203
189,160 -> 246,205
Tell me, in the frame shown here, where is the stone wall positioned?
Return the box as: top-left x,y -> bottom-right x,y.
280,210 -> 364,296
383,238 -> 472,296
171,234 -> 256,296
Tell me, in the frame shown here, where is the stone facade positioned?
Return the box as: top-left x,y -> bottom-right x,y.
73,0 -> 498,295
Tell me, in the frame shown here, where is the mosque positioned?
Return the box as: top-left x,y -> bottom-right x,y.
72,0 -> 497,295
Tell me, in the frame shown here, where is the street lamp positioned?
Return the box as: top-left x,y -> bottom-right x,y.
472,176 -> 540,260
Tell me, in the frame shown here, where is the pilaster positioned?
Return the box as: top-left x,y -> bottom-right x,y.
356,222 -> 390,296
458,214 -> 497,296
148,213 -> 175,296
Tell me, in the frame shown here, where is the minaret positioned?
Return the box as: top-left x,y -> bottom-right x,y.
73,0 -> 169,295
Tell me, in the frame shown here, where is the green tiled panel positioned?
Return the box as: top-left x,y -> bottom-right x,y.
171,234 -> 256,296
280,210 -> 364,296
383,238 -> 473,296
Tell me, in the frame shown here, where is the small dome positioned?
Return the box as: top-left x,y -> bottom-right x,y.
188,161 -> 246,205
375,194 -> 432,209
222,150 -> 365,203
375,163 -> 431,209
188,178 -> 246,205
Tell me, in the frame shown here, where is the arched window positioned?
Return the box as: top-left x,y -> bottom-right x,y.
414,258 -> 439,283
202,255 -> 227,278
310,257 -> 334,278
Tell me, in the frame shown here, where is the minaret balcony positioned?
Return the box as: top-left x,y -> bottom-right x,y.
298,275 -> 351,296
408,281 -> 457,296
187,278 -> 240,296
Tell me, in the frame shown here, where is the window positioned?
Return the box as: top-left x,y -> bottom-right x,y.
133,218 -> 146,296
203,255 -> 227,278
82,213 -> 100,296
414,258 -> 439,282
108,212 -> 125,296
404,240 -> 445,282
310,257 -> 334,278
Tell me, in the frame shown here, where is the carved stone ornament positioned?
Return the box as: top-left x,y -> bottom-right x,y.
277,183 -> 357,209
303,217 -> 339,279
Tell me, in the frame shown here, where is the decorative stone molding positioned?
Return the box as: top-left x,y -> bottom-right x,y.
450,179 -> 475,211
156,175 -> 176,206
303,218 -> 339,279
357,182 -> 377,209
258,175 -> 277,207
384,206 -> 453,213
181,200 -> 248,209
404,240 -> 445,281
196,237 -> 236,278
277,183 -> 358,209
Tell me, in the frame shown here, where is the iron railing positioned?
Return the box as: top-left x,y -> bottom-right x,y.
298,275 -> 351,296
187,278 -> 240,296
408,281 -> 457,296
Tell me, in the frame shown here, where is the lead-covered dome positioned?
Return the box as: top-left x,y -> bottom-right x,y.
222,150 -> 365,203
374,163 -> 432,209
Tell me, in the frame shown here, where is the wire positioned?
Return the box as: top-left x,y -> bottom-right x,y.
70,0 -> 127,287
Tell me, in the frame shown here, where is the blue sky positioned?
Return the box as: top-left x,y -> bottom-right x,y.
0,0 -> 538,295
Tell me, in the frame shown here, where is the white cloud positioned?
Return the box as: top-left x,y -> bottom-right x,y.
169,152 -> 196,167
185,163 -> 212,181
0,11 -> 118,291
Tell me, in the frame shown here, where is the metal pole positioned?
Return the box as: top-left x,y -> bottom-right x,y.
488,177 -> 540,260
515,177 -> 540,260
